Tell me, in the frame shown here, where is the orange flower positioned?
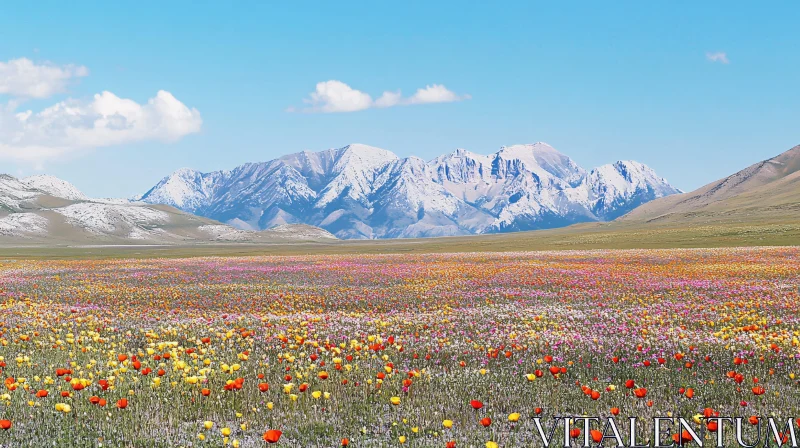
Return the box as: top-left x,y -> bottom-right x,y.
752,386 -> 766,396
89,396 -> 101,405
258,383 -> 270,393
446,441 -> 456,448
591,429 -> 603,443
117,398 -> 128,409
610,407 -> 620,416
672,431 -> 692,444
341,438 -> 349,446
118,354 -> 128,363
570,428 -> 581,439
35,389 -> 48,398
480,417 -> 492,427
201,388 -> 211,396
0,420 -> 11,430
633,388 -> 647,398
263,430 -> 282,443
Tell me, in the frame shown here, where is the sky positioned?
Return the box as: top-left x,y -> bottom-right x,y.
1,1 -> 799,197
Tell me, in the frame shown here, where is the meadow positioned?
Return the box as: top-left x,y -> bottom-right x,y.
0,247 -> 798,447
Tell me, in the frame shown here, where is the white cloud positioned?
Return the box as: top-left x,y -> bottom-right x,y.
304,80 -> 374,112
408,84 -> 471,104
296,80 -> 469,113
706,52 -> 729,64
0,90 -> 202,164
0,58 -> 89,98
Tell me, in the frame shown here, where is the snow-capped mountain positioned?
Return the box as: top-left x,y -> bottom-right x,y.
0,174 -> 336,243
140,142 -> 681,239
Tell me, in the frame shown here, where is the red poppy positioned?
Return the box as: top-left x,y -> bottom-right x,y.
446,442 -> 456,448
35,389 -> 48,398
263,430 -> 282,443
470,400 -> 483,410
480,417 -> 492,427
201,388 -> 211,397
752,386 -> 765,396
117,398 -> 128,409
625,380 -> 635,389
570,428 -> 581,439
341,438 -> 349,446
634,388 -> 647,398
591,430 -> 603,443
0,420 -> 10,430
258,383 -> 269,393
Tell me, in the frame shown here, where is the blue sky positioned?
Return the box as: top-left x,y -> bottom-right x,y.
1,1 -> 798,197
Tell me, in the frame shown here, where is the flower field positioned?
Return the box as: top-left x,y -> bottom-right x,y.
0,247 -> 799,447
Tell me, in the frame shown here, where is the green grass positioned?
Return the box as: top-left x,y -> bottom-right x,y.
1,220 -> 798,259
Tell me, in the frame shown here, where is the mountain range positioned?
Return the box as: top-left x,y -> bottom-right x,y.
139,143 -> 681,239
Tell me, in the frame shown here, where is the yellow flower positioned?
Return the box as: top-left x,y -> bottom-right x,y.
399,436 -> 407,444
443,420 -> 453,428
412,427 -> 419,433
390,396 -> 401,405
508,413 -> 521,422
486,442 -> 499,448
232,440 -> 240,448
267,402 -> 274,410
289,394 -> 298,401
480,368 -> 487,375
198,434 -> 205,441
312,390 -> 322,399
221,427 -> 231,437
204,421 -> 214,430
526,373 -> 536,382
240,423 -> 247,431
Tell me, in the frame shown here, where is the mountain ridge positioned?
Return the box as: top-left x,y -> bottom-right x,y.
621,144 -> 800,224
0,174 -> 336,244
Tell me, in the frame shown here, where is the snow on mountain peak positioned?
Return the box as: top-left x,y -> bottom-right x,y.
21,175 -> 88,201
139,167 -> 219,211
496,143 -> 586,184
